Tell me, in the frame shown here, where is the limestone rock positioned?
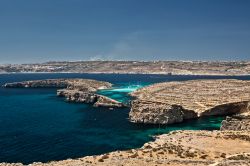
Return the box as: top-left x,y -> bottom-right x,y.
4,79 -> 124,108
221,111 -> 250,131
94,95 -> 124,108
130,79 -> 250,124
57,89 -> 125,107
57,89 -> 98,103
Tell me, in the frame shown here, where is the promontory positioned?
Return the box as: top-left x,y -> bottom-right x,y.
129,79 -> 250,124
3,79 -> 124,108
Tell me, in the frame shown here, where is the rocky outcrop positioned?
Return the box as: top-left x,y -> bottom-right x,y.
3,79 -> 125,108
130,100 -> 197,124
130,79 -> 250,124
93,95 -> 124,108
57,89 -> 124,108
57,89 -> 98,103
221,111 -> 250,131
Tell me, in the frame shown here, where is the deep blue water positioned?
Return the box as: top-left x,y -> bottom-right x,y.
0,73 -> 250,164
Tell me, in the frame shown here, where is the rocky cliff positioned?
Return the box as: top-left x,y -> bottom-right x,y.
129,79 -> 250,124
57,89 -> 124,107
221,111 -> 250,131
3,79 -> 124,108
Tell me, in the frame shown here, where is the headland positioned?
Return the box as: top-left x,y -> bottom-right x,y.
3,79 -> 124,108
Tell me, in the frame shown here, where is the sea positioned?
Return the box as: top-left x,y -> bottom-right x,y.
0,73 -> 250,164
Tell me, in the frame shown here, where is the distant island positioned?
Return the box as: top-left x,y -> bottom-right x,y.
1,61 -> 250,75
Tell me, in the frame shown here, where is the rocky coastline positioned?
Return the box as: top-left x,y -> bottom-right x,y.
1,79 -> 250,166
57,89 -> 124,108
129,79 -> 250,124
221,111 -> 250,131
3,79 -> 125,108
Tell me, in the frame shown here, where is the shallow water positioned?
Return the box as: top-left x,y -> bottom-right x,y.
0,73 -> 249,164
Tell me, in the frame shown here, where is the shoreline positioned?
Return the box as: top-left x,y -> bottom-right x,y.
0,77 -> 250,165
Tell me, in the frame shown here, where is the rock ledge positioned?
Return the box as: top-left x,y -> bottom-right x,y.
130,79 -> 250,124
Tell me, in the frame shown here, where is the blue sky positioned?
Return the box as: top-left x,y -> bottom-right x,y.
0,0 -> 249,63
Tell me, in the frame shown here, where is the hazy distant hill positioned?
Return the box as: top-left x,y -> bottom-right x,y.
1,61 -> 250,75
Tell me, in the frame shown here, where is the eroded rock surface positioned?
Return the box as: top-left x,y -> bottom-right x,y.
130,79 -> 250,124
3,79 -> 124,108
57,89 -> 124,107
93,95 -> 124,108
221,111 -> 250,131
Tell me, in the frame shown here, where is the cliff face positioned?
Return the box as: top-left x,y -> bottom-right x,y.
221,111 -> 250,131
3,79 -> 124,108
57,89 -> 124,108
130,100 -> 197,124
129,79 -> 250,124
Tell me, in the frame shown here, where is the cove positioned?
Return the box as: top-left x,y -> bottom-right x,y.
0,73 -> 250,164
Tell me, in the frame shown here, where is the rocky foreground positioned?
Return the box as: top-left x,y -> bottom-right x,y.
3,79 -> 124,108
130,79 -> 250,124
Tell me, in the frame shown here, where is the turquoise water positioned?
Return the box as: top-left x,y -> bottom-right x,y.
0,73 -> 249,164
97,83 -> 147,103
